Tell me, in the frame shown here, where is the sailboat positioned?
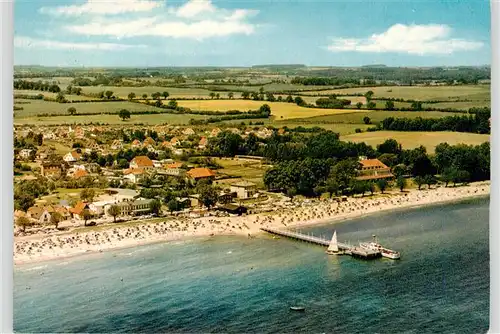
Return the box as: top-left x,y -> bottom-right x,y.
326,230 -> 343,255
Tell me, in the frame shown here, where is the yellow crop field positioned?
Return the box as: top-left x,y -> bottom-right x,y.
341,131 -> 490,152
176,100 -> 367,120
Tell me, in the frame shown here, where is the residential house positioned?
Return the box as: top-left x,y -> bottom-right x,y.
41,162 -> 65,178
161,141 -> 172,150
256,128 -> 273,139
164,162 -> 186,176
111,140 -> 123,150
123,167 -> 146,184
73,169 -> 89,179
198,136 -> 208,149
74,127 -> 85,139
63,151 -> 81,163
186,167 -> 216,182
173,148 -> 184,156
170,137 -> 181,146
130,156 -> 154,170
356,158 -> 394,181
27,206 -> 51,225
18,149 -> 33,160
114,199 -> 154,216
43,131 -> 56,140
183,128 -> 195,136
210,127 -> 222,137
230,181 -> 257,199
143,137 -> 156,147
69,202 -> 93,220
131,139 -> 142,148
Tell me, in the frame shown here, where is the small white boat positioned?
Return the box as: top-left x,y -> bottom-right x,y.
290,306 -> 305,312
326,230 -> 343,255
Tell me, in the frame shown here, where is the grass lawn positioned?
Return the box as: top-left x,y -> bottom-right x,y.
212,158 -> 268,188
341,131 -> 490,152
14,112 -> 208,126
176,100 -> 366,120
43,140 -> 72,155
13,99 -> 169,118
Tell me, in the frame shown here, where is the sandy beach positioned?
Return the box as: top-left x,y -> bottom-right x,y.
14,182 -> 490,265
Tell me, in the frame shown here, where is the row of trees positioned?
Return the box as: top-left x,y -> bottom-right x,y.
381,109 -> 490,134
14,80 -> 61,93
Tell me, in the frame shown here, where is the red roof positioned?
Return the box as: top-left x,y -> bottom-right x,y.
187,167 -> 215,179
73,169 -> 88,179
165,162 -> 183,169
131,156 -> 154,168
359,159 -> 389,169
124,167 -> 145,175
70,202 -> 88,215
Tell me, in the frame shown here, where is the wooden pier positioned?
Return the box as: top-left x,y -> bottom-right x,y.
260,227 -> 381,260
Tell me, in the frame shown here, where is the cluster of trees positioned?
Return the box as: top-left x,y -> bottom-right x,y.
262,133 -> 490,198
14,178 -> 54,211
14,80 -> 61,93
291,77 -> 360,86
381,109 -> 490,134
65,85 -> 83,95
315,95 -> 352,109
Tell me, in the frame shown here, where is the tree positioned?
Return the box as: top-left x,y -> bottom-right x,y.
82,209 -> 92,226
411,101 -> 423,111
285,95 -> 294,103
128,92 -> 136,100
16,217 -> 32,232
228,92 -> 234,99
216,93 -> 220,99
241,91 -> 250,99
424,174 -> 437,189
162,91 -> 169,100
168,100 -> 178,109
198,184 -> 219,209
150,200 -> 162,216
154,99 -> 163,107
55,92 -> 66,103
259,104 -> 271,116
377,179 -> 388,193
385,100 -> 395,111
108,205 -> 121,223
105,90 -> 114,99
80,188 -> 95,202
363,116 -> 371,125
209,92 -> 216,99
50,212 -> 63,229
168,199 -> 179,213
356,102 -> 363,109
377,139 -> 402,155
294,96 -> 305,106
67,107 -> 76,115
152,92 -> 161,100
366,101 -> 376,109
397,176 -> 407,192
119,109 -> 131,121
364,90 -> 374,101
142,93 -> 148,99
414,175 -> 425,190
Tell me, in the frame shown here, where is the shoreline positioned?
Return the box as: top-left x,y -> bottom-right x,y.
14,182 -> 490,266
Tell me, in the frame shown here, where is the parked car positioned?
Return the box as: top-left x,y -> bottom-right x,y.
87,221 -> 97,226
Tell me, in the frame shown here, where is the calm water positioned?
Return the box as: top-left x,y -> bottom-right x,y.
14,197 -> 490,333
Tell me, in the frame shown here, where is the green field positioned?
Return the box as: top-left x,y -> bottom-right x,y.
13,99 -> 167,117
287,110 -> 463,125
213,158 -> 267,187
176,100 -> 366,120
341,131 -> 490,152
78,86 -> 223,99
14,90 -> 97,101
14,113 -> 208,125
300,85 -> 490,101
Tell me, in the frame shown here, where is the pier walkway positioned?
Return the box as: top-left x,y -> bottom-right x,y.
260,227 -> 381,259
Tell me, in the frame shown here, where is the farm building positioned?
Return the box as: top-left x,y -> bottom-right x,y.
356,158 -> 394,181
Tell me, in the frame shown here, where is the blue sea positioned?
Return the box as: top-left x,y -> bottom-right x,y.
14,197 -> 490,333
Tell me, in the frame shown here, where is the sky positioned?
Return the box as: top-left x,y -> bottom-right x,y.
13,0 -> 491,67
